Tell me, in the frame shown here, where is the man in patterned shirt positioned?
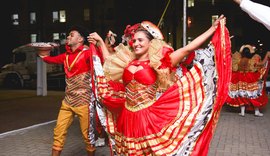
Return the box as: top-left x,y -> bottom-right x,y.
39,25 -> 101,156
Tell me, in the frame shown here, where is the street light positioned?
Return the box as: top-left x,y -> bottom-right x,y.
183,0 -> 187,46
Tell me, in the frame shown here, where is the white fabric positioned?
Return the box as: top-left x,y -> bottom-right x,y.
240,0 -> 270,30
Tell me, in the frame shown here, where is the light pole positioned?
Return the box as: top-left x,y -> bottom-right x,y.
36,1 -> 47,96
183,0 -> 187,47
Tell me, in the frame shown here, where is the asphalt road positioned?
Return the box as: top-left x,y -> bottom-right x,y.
0,89 -> 64,133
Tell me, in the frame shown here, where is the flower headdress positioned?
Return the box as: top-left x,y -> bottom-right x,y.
121,21 -> 164,46
121,23 -> 140,45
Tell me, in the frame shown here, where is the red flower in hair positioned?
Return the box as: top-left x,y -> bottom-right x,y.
124,23 -> 140,38
128,40 -> 133,47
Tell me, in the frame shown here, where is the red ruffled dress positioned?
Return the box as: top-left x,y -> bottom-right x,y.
95,23 -> 231,156
226,53 -> 269,110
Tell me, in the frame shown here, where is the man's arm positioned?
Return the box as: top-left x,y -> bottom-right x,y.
233,0 -> 241,5
234,0 -> 270,30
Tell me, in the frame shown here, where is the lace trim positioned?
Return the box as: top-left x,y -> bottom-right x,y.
103,44 -> 135,82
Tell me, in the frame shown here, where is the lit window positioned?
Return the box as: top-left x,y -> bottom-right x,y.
188,0 -> 194,8
60,33 -> 66,45
187,37 -> 193,44
53,11 -> 59,23
59,10 -> 66,23
84,9 -> 90,21
187,16 -> 193,28
30,12 -> 36,24
53,33 -> 60,40
212,15 -> 219,24
12,14 -> 19,25
212,0 -> 215,5
30,34 -> 37,43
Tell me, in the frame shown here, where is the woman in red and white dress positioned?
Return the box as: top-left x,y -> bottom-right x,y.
89,15 -> 231,156
226,45 -> 269,117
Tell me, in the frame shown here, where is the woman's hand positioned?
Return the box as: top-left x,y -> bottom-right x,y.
212,15 -> 226,30
88,32 -> 110,59
88,32 -> 103,45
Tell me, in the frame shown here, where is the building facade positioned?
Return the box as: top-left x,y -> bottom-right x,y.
3,0 -> 270,68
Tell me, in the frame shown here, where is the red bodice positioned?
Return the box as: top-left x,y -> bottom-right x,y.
123,60 -> 156,85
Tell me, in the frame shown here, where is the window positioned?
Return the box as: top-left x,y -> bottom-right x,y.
53,33 -> 60,41
12,14 -> 19,25
59,10 -> 66,23
187,16 -> 193,28
84,9 -> 90,21
187,37 -> 193,44
188,0 -> 194,8
30,12 -> 36,24
60,33 -> 66,45
212,0 -> 215,5
52,10 -> 66,23
53,11 -> 59,23
212,15 -> 219,24
30,34 -> 37,43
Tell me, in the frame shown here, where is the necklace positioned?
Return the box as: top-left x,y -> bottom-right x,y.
66,51 -> 83,71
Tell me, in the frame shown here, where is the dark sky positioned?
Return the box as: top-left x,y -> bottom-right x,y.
1,0 -> 270,68
1,5 -> 13,68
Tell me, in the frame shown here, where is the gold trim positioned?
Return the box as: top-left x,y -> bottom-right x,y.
125,100 -> 155,112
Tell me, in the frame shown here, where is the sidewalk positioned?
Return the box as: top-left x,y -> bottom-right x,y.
0,90 -> 269,156
0,119 -> 110,156
209,104 -> 270,156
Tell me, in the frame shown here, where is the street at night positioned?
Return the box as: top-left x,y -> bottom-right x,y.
1,0 -> 270,156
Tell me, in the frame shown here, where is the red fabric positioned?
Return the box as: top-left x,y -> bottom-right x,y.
94,45 -> 104,64
95,112 -> 102,134
231,71 -> 262,83
123,23 -> 140,38
123,60 -> 157,85
159,46 -> 176,71
183,51 -> 195,65
180,51 -> 196,75
100,63 -> 206,155
226,61 -> 270,109
99,23 -> 232,155
191,23 -> 232,156
108,80 -> 125,92
117,84 -> 180,137
102,95 -> 125,114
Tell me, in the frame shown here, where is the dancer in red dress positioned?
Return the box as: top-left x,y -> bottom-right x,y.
226,45 -> 269,116
89,15 -> 231,156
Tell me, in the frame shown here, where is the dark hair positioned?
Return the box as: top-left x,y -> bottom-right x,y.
135,27 -> 154,41
241,47 -> 254,59
68,25 -> 89,45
